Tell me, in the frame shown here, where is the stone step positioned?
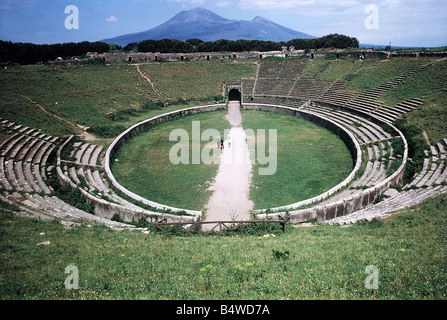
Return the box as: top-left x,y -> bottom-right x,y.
325,186 -> 447,225
0,157 -> 13,191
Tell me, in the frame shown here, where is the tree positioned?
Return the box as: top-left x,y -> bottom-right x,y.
186,39 -> 204,48
0,40 -> 110,64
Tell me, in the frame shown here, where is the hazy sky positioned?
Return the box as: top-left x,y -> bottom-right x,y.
0,0 -> 446,47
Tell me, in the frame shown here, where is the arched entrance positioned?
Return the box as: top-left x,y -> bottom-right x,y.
228,88 -> 241,102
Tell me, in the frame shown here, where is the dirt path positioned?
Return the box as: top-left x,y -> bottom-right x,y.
15,92 -> 98,141
203,101 -> 254,225
134,64 -> 165,99
19,94 -> 78,129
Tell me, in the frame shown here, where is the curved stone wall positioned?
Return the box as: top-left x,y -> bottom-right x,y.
242,103 -> 363,212
105,102 -> 371,222
52,102 -> 408,224
105,104 -> 226,217
56,135 -> 197,224
246,103 -> 409,223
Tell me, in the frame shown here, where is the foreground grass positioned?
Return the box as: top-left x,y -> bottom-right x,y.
1,193 -> 446,300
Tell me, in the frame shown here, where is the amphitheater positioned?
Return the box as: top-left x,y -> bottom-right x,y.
1,51 -> 446,231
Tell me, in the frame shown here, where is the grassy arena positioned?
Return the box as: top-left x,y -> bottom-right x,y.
111,109 -> 353,211
242,109 -> 353,210
111,110 -> 231,211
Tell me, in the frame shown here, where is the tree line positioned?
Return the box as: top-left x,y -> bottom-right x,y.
135,34 -> 359,53
0,41 -> 109,65
0,34 -> 359,65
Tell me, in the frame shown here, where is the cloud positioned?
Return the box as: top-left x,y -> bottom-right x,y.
0,0 -> 37,10
216,1 -> 234,7
166,0 -> 206,4
105,16 -> 118,23
236,0 -> 362,15
165,0 -> 235,6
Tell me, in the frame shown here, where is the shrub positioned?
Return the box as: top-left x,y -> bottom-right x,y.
55,185 -> 94,213
356,218 -> 384,228
111,214 -> 123,223
272,249 -> 290,260
391,138 -> 405,157
393,119 -> 429,183
141,101 -> 164,111
386,159 -> 403,177
82,57 -> 106,65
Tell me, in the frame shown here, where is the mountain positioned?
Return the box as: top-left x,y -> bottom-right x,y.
102,7 -> 314,47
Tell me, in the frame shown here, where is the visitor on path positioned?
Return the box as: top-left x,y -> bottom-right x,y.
220,137 -> 224,150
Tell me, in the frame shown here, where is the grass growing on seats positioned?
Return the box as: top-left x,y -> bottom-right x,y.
0,60 -> 256,139
0,63 -> 145,136
1,192 -> 446,299
344,57 -> 431,92
380,59 -> 447,143
138,59 -> 257,100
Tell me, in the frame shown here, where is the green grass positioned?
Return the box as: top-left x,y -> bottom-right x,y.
344,57 -> 431,92
0,63 -> 145,134
1,57 -> 444,143
314,57 -> 360,82
111,110 -> 231,211
138,59 -> 257,100
379,59 -> 447,144
1,193 -> 446,300
0,55 -> 446,301
111,108 -> 353,211
299,59 -> 331,79
0,60 -> 255,139
297,56 -> 447,143
241,109 -> 353,209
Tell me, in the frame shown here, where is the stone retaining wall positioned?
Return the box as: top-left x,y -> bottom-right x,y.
79,188 -> 196,224
52,50 -> 447,65
242,103 -> 362,211
56,136 -> 197,224
243,103 -> 408,223
105,104 -> 226,217
89,51 -> 276,63
59,102 -> 408,224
